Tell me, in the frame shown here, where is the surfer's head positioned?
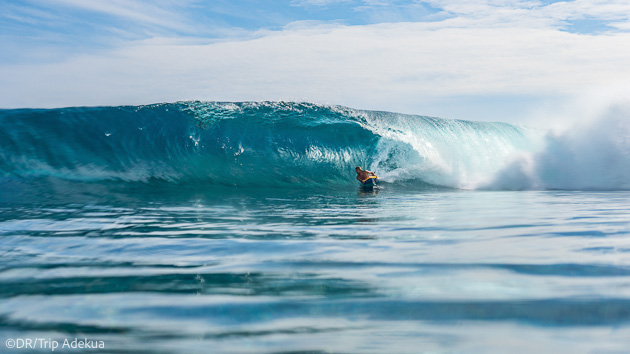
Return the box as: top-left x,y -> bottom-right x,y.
355,166 -> 362,173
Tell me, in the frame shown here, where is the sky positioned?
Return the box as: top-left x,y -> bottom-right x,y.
1,0 -> 630,124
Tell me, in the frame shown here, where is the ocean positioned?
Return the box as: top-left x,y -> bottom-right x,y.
1,102 -> 629,353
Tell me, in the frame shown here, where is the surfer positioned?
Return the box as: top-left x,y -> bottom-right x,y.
355,166 -> 376,183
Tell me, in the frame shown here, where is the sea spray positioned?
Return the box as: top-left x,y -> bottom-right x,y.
489,103 -> 630,190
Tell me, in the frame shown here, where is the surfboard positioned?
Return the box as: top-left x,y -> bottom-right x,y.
361,175 -> 378,188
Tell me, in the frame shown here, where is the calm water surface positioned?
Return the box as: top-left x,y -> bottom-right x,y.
1,185 -> 630,353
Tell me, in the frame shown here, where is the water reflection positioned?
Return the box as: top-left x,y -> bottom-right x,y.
2,187 -> 630,353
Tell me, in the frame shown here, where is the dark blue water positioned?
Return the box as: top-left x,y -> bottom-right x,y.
1,102 -> 630,353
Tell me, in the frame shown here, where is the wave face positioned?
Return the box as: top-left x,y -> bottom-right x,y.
1,101 -> 543,190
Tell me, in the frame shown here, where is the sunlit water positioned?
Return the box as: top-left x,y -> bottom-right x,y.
2,184 -> 630,353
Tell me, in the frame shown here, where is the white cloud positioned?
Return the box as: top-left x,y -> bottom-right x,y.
426,0 -> 630,26
39,0 -> 199,33
2,1 -> 630,123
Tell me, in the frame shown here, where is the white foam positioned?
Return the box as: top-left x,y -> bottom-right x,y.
490,102 -> 630,190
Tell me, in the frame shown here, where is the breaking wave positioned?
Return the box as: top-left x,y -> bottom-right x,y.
1,101 -> 628,191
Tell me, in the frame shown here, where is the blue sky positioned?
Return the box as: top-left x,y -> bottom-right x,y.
2,0 -> 630,124
1,0 -> 447,63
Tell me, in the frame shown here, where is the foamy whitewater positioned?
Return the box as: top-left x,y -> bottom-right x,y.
1,102 -> 630,353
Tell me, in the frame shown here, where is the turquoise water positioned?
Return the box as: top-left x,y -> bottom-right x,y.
1,103 -> 630,353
